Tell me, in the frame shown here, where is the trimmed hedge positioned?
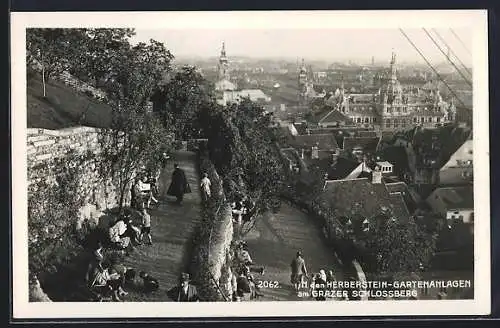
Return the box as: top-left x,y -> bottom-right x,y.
189,150 -> 233,301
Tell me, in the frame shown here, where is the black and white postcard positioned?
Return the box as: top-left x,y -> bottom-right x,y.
11,10 -> 490,318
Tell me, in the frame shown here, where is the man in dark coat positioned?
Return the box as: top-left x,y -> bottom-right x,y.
168,273 -> 199,302
167,164 -> 191,204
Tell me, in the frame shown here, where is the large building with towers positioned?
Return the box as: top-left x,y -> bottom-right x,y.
318,52 -> 457,131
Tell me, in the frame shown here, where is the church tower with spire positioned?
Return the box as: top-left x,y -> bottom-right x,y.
298,58 -> 314,106
217,41 -> 230,81
215,41 -> 236,92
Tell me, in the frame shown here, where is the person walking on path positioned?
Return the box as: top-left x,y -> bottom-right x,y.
290,251 -> 308,294
140,208 -> 152,245
167,163 -> 191,205
200,172 -> 211,203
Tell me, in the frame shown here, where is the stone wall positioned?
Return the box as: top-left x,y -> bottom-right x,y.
59,71 -> 108,101
28,126 -> 100,168
27,126 -> 126,228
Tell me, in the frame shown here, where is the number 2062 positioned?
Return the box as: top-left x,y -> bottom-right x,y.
257,280 -> 280,288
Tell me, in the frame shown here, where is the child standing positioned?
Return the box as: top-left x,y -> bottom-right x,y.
140,208 -> 152,245
200,172 -> 212,202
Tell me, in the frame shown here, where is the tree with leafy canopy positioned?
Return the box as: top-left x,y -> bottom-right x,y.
96,36 -> 175,213
26,28 -> 87,96
341,210 -> 439,282
198,98 -> 287,235
153,65 -> 216,140
67,28 -> 137,87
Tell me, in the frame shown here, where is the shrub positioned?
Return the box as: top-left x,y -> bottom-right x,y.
189,150 -> 230,301
28,151 -> 91,276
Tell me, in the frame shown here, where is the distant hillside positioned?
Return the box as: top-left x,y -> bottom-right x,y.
27,74 -> 113,129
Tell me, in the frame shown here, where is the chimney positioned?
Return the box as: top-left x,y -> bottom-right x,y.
372,166 -> 382,184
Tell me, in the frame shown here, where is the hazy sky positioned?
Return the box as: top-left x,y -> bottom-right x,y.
131,28 -> 472,65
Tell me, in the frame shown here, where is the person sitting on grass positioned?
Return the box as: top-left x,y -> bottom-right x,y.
243,265 -> 264,299
242,198 -> 256,223
236,268 -> 252,301
231,196 -> 246,224
89,263 -> 113,301
139,271 -> 160,293
89,259 -> 128,302
108,220 -> 130,250
124,214 -> 142,246
107,258 -> 130,301
85,241 -> 105,284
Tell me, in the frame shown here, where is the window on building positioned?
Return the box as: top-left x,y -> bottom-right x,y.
462,171 -> 473,178
373,117 -> 377,123
413,117 -> 418,123
428,117 -> 433,123
437,117 -> 441,123
421,117 -> 425,123
365,117 -> 369,123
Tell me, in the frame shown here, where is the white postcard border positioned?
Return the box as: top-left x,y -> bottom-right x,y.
11,9 -> 490,318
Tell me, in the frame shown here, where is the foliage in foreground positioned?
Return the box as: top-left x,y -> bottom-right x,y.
28,151 -> 94,278
317,200 -> 441,282
199,99 -> 287,225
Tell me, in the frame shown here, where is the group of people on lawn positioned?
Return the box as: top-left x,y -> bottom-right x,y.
85,161 -> 199,302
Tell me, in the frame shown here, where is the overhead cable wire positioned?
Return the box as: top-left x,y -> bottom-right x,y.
398,28 -> 469,109
432,28 -> 472,79
423,28 -> 472,88
450,28 -> 472,57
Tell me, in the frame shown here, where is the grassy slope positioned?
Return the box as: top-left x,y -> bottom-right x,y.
27,74 -> 113,129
